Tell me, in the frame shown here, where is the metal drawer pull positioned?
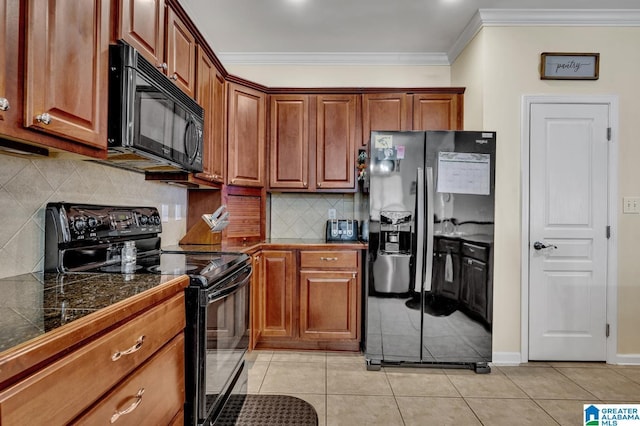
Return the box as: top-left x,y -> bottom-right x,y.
110,388 -> 145,423
111,335 -> 145,361
320,257 -> 338,261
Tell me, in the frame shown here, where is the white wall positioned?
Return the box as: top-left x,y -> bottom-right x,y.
452,26 -> 640,355
225,64 -> 451,87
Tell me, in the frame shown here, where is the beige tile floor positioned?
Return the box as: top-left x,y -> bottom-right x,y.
245,350 -> 640,426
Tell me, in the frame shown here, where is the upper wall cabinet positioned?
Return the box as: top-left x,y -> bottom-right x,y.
165,7 -> 196,98
362,91 -> 464,147
412,93 -> 463,131
23,0 -> 110,150
195,47 -> 226,184
117,0 -> 165,68
116,0 -> 196,98
269,93 -> 358,192
227,82 -> 266,188
315,94 -> 358,191
362,93 -> 411,146
269,94 -> 310,190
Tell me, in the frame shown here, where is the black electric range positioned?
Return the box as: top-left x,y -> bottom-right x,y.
44,202 -> 252,426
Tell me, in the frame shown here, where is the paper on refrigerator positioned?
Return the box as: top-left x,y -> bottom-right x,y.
436,152 -> 491,195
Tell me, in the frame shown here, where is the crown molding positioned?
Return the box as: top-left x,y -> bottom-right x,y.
216,9 -> 640,67
448,9 -> 640,63
216,52 -> 449,66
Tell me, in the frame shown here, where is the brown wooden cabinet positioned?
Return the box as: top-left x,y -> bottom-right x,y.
0,278 -> 188,425
315,94 -> 358,190
249,251 -> 263,351
362,91 -> 464,147
116,0 -> 166,69
269,94 -> 310,190
253,247 -> 361,351
299,250 -> 359,342
259,250 -> 295,339
165,6 -> 197,98
22,0 -> 109,150
196,47 -> 226,184
116,0 -> 196,97
412,93 -> 463,131
268,94 -> 358,191
227,82 -> 266,187
362,93 -> 411,146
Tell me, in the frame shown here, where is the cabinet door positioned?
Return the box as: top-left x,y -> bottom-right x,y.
196,47 -> 225,183
316,94 -> 357,190
260,251 -> 295,338
165,6 -> 196,98
24,0 -> 109,149
249,252 -> 263,350
227,83 -> 266,187
269,94 -> 310,190
299,271 -> 358,340
437,252 -> 461,300
412,93 -> 463,131
117,0 -> 166,68
461,257 -> 488,320
362,93 -> 410,147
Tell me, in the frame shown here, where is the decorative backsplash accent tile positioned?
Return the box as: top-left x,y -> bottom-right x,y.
269,193 -> 357,239
0,155 -> 187,279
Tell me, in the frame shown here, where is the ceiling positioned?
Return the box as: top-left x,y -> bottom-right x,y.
177,0 -> 640,65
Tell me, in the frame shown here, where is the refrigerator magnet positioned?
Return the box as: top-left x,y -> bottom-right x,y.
373,134 -> 393,149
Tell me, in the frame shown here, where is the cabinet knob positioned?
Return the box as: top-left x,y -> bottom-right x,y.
156,62 -> 168,71
303,182 -> 307,187
317,182 -> 322,187
170,73 -> 178,81
0,97 -> 9,111
35,113 -> 52,125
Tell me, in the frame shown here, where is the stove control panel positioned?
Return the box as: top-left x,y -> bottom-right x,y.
46,203 -> 162,243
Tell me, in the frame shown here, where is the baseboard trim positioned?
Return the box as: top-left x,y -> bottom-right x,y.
491,352 -> 522,365
611,354 -> 640,365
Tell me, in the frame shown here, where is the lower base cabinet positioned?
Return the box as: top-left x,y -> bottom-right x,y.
0,280 -> 187,425
254,248 -> 361,351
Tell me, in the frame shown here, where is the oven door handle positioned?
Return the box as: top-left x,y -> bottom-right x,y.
206,265 -> 252,304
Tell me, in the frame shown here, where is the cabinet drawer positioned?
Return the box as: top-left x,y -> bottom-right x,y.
300,250 -> 358,269
462,243 -> 489,262
73,333 -> 185,425
437,238 -> 460,253
0,293 -> 185,425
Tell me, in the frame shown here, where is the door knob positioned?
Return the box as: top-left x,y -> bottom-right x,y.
533,241 -> 557,250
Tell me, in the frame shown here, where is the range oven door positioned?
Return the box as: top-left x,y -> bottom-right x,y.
186,263 -> 252,425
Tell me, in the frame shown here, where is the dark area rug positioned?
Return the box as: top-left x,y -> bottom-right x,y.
215,394 -> 318,425
405,292 -> 459,317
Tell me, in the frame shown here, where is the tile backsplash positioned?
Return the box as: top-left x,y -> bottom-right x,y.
269,192 -> 368,239
0,155 -> 187,279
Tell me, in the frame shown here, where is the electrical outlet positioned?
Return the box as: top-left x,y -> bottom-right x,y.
623,197 -> 640,214
328,208 -> 337,219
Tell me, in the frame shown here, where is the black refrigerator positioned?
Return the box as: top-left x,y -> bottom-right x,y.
364,130 -> 495,373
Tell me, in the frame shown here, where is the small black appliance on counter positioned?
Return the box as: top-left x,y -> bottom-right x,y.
325,219 -> 359,242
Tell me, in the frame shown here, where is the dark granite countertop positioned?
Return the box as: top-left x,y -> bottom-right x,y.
0,271 -> 183,354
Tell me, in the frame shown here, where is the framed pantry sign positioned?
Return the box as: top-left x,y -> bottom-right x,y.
540,52 -> 600,80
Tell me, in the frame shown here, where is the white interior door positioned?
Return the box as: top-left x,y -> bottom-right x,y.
528,102 -> 609,361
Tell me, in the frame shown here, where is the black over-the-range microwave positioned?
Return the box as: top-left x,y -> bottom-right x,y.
105,41 -> 204,174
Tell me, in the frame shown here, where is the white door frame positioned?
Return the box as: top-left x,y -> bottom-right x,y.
520,94 -> 619,364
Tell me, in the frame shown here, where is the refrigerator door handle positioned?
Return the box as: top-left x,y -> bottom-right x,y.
414,167 -> 425,293
423,167 -> 435,292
